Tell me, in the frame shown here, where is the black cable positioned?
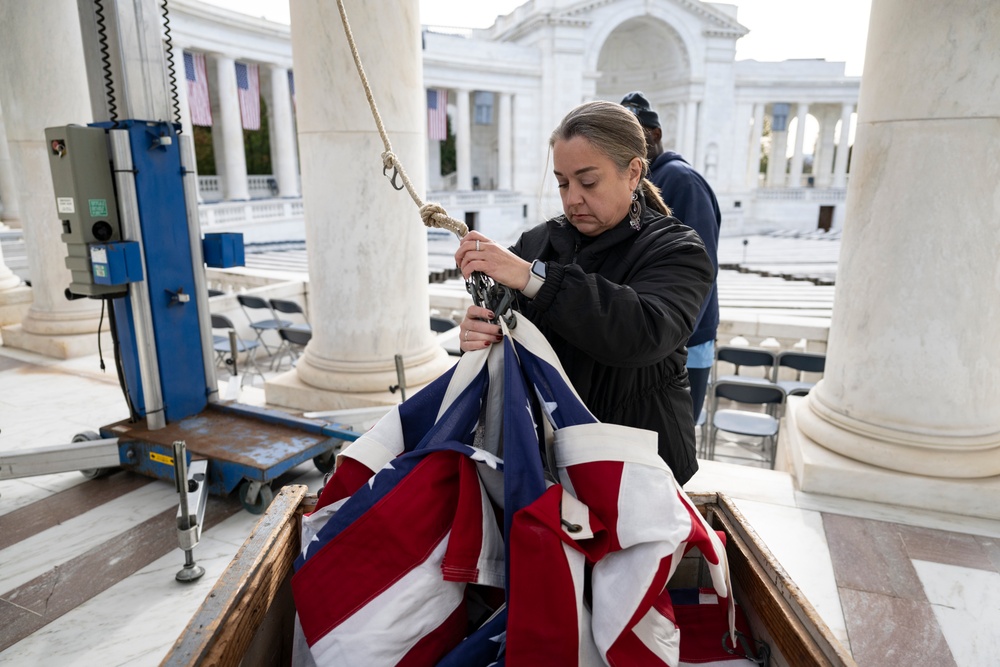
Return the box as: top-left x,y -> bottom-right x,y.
161,0 -> 182,128
106,297 -> 140,422
94,0 -> 118,124
98,298 -> 106,372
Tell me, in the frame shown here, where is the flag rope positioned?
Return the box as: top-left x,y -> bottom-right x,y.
334,0 -> 468,239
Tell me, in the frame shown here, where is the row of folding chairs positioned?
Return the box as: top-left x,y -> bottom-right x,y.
212,301 -> 462,388
700,346 -> 826,469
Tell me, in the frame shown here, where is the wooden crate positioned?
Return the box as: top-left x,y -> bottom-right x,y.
162,488 -> 855,667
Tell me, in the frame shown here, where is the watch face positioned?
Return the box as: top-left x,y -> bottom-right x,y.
532,260 -> 546,279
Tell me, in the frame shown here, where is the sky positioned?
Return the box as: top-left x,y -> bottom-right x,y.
202,0 -> 873,76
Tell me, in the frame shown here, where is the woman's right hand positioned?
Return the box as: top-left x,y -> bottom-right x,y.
458,305 -> 504,352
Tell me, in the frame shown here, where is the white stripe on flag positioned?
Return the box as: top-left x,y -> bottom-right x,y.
235,61 -> 261,130
184,51 -> 212,127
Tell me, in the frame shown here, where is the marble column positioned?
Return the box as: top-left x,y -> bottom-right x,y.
746,103 -> 765,189
0,0 -> 107,357
814,107 -> 838,188
787,103 -> 809,187
789,0 -> 1000,519
0,102 -> 22,227
683,101 -> 698,161
675,102 -> 687,155
497,92 -> 513,191
455,89 -> 471,190
767,127 -> 788,187
831,103 -> 854,188
267,0 -> 451,411
268,64 -> 300,197
209,55 -> 250,201
0,237 -> 32,326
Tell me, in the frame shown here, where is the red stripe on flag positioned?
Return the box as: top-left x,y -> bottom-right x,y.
678,491 -> 723,565
236,61 -> 260,130
427,88 -> 448,141
506,486 -> 587,664
441,455 -> 486,582
313,456 -> 375,511
565,460 -> 625,551
292,453 -> 463,644
397,601 -> 469,667
185,51 -> 212,127
604,555 -> 676,666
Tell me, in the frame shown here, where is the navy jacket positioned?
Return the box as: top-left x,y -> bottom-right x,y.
648,151 -> 721,348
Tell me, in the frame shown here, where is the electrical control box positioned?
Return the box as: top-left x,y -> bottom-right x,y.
45,125 -> 124,296
91,241 -> 143,285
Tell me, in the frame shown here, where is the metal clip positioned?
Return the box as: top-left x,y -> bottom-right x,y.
465,272 -> 517,328
382,163 -> 405,191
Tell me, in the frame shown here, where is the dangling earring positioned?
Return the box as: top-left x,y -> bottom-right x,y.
629,190 -> 642,231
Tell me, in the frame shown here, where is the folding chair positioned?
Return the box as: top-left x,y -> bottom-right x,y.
772,350 -> 826,396
236,294 -> 293,356
211,313 -> 265,386
269,298 -> 311,333
272,327 -> 313,371
706,380 -> 786,469
713,346 -> 778,385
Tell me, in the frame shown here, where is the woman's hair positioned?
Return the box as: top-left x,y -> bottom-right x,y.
549,100 -> 671,217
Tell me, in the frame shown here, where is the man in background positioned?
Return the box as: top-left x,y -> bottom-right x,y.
622,91 -> 721,424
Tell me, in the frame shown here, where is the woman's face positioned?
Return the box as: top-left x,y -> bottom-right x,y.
553,135 -> 642,237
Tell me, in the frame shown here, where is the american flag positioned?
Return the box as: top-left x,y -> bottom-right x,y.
292,317 -> 736,666
235,61 -> 260,130
184,51 -> 212,127
427,88 -> 448,141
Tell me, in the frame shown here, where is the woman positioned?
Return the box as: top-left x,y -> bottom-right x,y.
454,100 -> 712,485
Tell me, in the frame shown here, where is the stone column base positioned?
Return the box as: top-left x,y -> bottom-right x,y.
0,285 -> 32,326
782,396 -> 1000,521
1,323 -> 112,359
265,368 -> 419,414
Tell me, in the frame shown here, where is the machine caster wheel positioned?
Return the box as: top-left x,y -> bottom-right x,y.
239,480 -> 274,514
313,450 -> 336,474
73,431 -> 118,479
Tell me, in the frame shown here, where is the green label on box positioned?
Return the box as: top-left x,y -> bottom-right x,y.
89,199 -> 108,217
94,264 -> 107,277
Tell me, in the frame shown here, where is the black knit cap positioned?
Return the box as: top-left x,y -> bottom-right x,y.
620,91 -> 660,129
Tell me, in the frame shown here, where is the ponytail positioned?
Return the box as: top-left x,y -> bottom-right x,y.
641,177 -> 671,217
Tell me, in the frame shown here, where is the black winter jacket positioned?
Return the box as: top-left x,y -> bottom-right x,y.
510,202 -> 713,485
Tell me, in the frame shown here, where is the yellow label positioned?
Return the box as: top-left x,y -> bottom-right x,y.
150,451 -> 174,466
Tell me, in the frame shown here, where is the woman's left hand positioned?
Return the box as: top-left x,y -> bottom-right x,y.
455,231 -> 532,290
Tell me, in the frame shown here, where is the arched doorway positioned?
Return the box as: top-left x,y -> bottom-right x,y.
594,17 -> 692,152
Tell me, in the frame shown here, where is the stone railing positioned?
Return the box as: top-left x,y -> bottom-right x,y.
199,199 -> 303,228
197,175 -> 280,202
427,190 -> 524,208
756,187 -> 847,202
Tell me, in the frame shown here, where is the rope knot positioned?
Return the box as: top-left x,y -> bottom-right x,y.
421,202 -> 469,238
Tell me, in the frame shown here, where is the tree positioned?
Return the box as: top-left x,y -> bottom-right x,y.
440,115 -> 455,175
